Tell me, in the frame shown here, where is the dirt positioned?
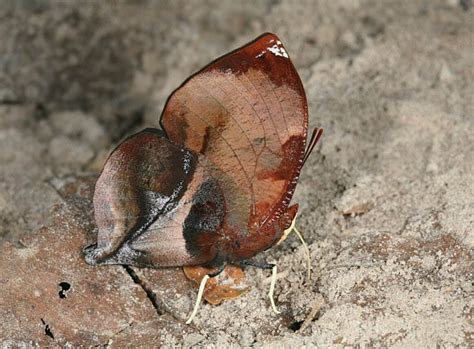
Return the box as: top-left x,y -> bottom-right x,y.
0,0 -> 472,347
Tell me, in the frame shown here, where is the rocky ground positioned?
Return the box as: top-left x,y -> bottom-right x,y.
0,0 -> 472,347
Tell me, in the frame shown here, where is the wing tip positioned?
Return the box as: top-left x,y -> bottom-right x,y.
250,32 -> 290,59
159,32 -> 287,128
256,32 -> 280,42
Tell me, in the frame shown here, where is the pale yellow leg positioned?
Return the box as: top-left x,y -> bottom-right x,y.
277,215 -> 312,284
268,265 -> 281,314
186,274 -> 210,324
277,216 -> 297,245
293,227 -> 311,283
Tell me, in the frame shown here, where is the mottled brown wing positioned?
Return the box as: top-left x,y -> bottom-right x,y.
161,33 -> 308,234
85,128 -> 218,267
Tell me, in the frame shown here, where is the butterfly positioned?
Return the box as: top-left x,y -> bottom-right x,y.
84,33 -> 322,323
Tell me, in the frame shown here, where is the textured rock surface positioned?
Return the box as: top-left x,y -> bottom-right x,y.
0,176 -> 191,347
0,0 -> 472,347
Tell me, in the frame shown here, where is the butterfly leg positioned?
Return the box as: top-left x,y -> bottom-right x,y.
185,264 -> 226,324
268,264 -> 281,314
278,223 -> 312,284
292,227 -> 311,283
239,260 -> 281,314
275,206 -> 312,284
276,211 -> 311,284
185,274 -> 209,324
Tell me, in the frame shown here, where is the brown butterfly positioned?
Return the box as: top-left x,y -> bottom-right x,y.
84,33 -> 322,322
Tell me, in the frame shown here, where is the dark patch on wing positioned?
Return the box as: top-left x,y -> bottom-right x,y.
87,128 -> 198,265
119,134 -> 198,246
183,178 -> 225,257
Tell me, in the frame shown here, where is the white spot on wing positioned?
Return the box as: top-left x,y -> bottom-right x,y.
267,43 -> 288,58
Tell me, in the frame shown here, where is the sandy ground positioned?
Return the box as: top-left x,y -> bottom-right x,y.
0,0 -> 473,347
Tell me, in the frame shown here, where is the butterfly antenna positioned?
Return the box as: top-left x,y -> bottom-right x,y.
302,128 -> 323,166
268,265 -> 281,314
186,274 -> 210,324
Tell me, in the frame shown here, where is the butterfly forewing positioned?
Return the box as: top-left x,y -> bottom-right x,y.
161,33 -> 308,240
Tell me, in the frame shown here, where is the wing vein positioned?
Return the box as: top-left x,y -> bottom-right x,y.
196,81 -> 258,162
224,75 -> 269,179
174,95 -> 255,204
231,58 -> 283,147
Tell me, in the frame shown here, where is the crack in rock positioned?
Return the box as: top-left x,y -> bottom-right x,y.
123,265 -> 164,316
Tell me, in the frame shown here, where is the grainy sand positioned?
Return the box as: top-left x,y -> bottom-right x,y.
1,1 -> 472,347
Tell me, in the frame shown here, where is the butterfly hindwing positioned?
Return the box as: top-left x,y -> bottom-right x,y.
129,172 -> 225,267
86,128 -> 218,266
